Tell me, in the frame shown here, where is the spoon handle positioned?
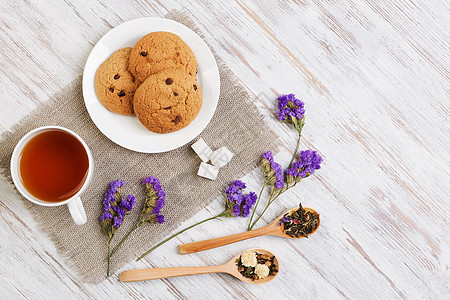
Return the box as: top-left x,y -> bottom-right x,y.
179,225 -> 274,254
119,265 -> 224,282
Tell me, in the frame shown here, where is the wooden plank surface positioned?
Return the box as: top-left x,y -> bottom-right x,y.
0,0 -> 448,299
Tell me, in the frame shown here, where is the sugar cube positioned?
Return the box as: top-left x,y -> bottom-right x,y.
191,138 -> 213,162
210,147 -> 234,168
197,162 -> 220,180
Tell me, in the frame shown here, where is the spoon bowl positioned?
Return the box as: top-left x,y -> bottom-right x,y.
227,248 -> 279,284
273,207 -> 320,239
179,207 -> 320,254
119,248 -> 279,284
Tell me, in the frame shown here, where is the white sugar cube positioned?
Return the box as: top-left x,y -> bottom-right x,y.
197,162 -> 220,180
210,147 -> 234,168
191,138 -> 213,162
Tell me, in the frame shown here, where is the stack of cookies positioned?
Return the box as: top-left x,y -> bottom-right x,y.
95,31 -> 202,133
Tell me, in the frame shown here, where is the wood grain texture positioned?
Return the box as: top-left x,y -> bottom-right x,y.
0,0 -> 449,299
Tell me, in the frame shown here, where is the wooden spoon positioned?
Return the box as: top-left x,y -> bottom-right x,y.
119,248 -> 279,284
179,207 -> 319,255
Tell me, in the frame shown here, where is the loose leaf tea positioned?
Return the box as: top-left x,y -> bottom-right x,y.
236,251 -> 278,281
279,203 -> 320,238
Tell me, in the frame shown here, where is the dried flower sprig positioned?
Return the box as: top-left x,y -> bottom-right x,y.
277,93 -> 306,168
248,94 -> 322,231
223,180 -> 258,217
99,180 -> 136,277
247,151 -> 284,230
249,149 -> 322,230
286,150 -> 323,183
136,180 -> 257,261
277,93 -> 305,124
110,176 -> 165,258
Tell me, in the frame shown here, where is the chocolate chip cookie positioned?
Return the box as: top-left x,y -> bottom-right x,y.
133,68 -> 202,133
129,31 -> 198,83
95,47 -> 140,115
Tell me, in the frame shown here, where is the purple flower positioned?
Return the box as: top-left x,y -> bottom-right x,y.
224,181 -> 257,218
100,211 -> 112,221
228,192 -> 244,205
102,180 -> 127,211
100,180 -> 138,276
157,189 -> 166,200
286,168 -> 295,175
261,151 -> 274,173
152,197 -> 165,214
286,150 -> 323,179
279,213 -> 292,226
243,192 -> 257,207
277,94 -> 305,123
232,205 -> 241,217
112,216 -> 123,229
225,180 -> 246,194
103,197 -> 112,211
241,204 -> 252,218
271,161 -> 284,189
261,152 -> 285,190
142,176 -> 160,186
225,180 -> 246,203
113,205 -> 126,219
100,180 -> 136,238
120,194 -> 136,212
127,194 -> 136,204
155,214 -> 165,224
139,176 -> 166,225
234,180 -> 246,189
109,180 -> 126,194
262,151 -> 274,162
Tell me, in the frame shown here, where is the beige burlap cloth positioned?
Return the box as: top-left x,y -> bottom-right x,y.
0,11 -> 279,282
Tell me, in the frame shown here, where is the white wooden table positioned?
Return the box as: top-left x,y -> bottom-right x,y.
1,1 -> 448,299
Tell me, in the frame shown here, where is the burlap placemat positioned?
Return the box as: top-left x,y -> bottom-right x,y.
0,11 -> 279,282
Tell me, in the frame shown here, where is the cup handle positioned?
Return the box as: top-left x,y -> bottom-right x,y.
67,197 -> 87,225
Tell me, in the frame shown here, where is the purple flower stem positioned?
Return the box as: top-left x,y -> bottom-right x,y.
136,212 -> 227,261
107,237 -> 113,277
246,180 -> 268,231
288,116 -> 305,169
110,224 -> 139,257
248,182 -> 298,231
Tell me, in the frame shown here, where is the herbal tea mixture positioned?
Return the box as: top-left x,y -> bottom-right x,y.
279,203 -> 319,238
236,250 -> 278,280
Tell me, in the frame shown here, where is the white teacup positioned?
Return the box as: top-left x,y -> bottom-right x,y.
10,126 -> 93,225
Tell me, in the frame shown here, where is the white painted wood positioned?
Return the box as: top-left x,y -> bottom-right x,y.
0,0 -> 448,299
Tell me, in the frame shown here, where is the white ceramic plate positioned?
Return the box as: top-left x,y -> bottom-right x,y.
82,17 -> 220,153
